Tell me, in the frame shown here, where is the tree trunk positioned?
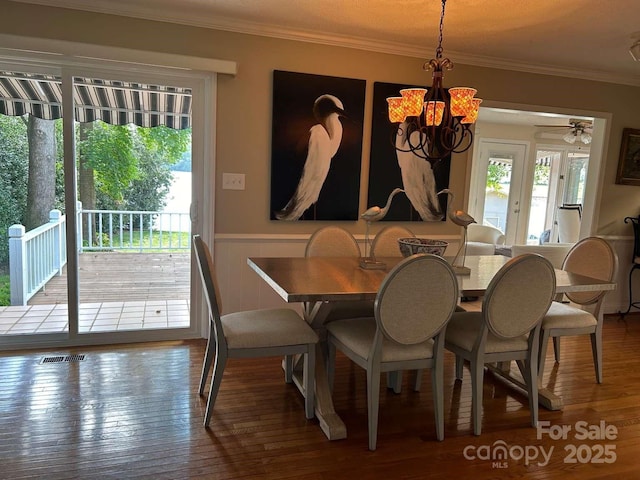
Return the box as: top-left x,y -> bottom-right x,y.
78,123 -> 96,242
25,116 -> 56,230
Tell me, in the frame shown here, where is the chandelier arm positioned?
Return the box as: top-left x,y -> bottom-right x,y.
387,0 -> 478,163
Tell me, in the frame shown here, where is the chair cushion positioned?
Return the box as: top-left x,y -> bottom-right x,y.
542,301 -> 597,330
222,308 -> 318,349
327,317 -> 435,362
445,312 -> 529,354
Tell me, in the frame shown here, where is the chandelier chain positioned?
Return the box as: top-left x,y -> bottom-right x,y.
435,0 -> 447,59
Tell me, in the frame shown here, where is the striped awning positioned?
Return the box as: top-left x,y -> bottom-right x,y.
0,71 -> 192,129
488,158 -> 512,167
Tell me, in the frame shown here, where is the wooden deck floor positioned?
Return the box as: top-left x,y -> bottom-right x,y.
28,252 -> 190,305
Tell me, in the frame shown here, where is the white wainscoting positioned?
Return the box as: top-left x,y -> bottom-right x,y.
212,233 -> 630,317
602,236 -> 634,316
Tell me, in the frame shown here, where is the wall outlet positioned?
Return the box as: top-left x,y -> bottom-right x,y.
222,173 -> 245,190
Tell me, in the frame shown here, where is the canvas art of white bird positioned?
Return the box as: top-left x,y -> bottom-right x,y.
438,189 -> 476,273
275,94 -> 346,221
395,121 -> 443,221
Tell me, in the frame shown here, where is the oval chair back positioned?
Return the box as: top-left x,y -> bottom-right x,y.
562,237 -> 617,306
370,225 -> 415,258
305,226 -> 360,257
375,254 -> 458,345
483,253 -> 556,340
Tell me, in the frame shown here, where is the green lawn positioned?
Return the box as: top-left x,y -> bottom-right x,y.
0,231 -> 190,306
88,230 -> 191,252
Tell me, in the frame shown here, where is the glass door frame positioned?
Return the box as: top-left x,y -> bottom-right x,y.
535,143 -> 590,242
0,53 -> 212,349
469,138 -> 530,245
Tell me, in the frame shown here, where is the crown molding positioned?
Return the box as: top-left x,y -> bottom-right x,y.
11,0 -> 640,87
0,33 -> 237,75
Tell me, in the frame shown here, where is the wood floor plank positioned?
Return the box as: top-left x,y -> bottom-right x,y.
28,252 -> 190,305
1,315 -> 640,478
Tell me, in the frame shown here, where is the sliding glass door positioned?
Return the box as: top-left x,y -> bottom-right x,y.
0,58 -> 207,347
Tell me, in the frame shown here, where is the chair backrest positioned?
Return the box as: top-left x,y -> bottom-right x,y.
562,237 -> 617,306
483,254 -> 556,339
370,225 -> 415,258
557,206 -> 581,243
375,254 -> 458,345
467,224 -> 505,245
510,243 -> 573,269
305,226 -> 360,257
193,235 -> 226,348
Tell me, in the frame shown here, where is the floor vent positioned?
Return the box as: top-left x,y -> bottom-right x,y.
41,355 -> 86,364
41,356 -> 65,363
65,354 -> 85,362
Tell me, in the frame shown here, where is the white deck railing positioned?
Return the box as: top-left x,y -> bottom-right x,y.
8,206 -> 190,305
9,210 -> 67,306
80,209 -> 191,252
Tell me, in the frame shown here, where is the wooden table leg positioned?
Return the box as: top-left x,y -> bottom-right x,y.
285,301 -> 348,440
288,341 -> 347,440
486,364 -> 564,410
311,342 -> 347,440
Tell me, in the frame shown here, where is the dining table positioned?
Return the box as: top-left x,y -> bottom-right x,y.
247,254 -> 616,440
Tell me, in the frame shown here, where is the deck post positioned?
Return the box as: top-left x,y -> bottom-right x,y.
8,224 -> 27,306
77,201 -> 83,253
49,209 -> 64,276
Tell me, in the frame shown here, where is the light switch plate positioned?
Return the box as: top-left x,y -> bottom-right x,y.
222,173 -> 245,190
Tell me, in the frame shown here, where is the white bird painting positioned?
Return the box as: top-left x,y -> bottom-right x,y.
395,121 -> 444,222
275,94 -> 346,221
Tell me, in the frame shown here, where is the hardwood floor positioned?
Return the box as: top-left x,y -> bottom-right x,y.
2,314 -> 640,479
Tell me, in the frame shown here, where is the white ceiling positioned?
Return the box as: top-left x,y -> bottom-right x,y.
12,0 -> 640,86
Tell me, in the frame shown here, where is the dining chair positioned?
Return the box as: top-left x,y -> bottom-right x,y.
304,226 -> 372,321
305,225 -> 360,257
326,254 -> 459,450
370,225 -> 415,258
538,237 -> 617,384
193,235 -> 319,426
445,253 -> 556,435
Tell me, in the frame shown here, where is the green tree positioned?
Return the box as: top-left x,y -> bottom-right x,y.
534,164 -> 550,185
0,116 -> 29,267
78,122 -> 137,207
486,163 -> 510,196
91,125 -> 190,229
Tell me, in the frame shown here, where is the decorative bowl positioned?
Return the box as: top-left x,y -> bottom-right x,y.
397,238 -> 448,257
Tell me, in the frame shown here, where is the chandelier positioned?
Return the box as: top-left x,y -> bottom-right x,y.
387,0 -> 481,161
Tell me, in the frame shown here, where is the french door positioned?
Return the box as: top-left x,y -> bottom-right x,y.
470,140 -> 528,245
470,139 -> 590,247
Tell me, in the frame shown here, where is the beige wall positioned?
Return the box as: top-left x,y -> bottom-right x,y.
2,1 -> 640,238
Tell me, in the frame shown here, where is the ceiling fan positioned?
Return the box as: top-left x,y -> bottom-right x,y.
534,118 -> 593,145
